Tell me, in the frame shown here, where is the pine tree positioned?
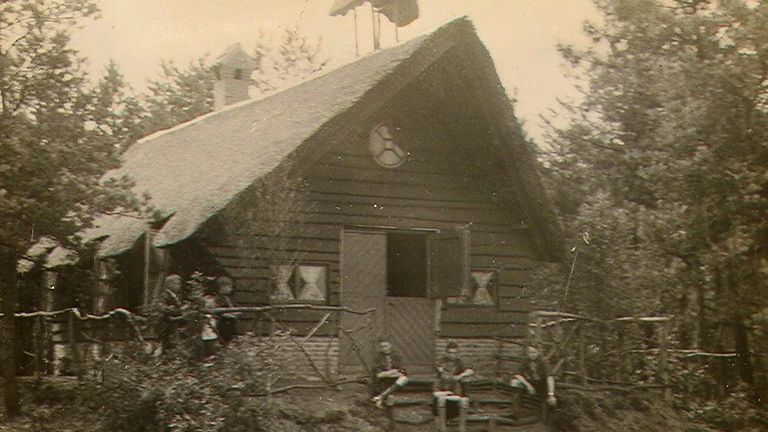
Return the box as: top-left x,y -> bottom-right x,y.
0,0 -> 140,416
545,0 -> 768,402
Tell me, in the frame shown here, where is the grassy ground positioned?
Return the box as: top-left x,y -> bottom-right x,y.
0,376 -> 742,431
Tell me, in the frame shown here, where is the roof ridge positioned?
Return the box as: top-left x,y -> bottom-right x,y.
129,16 -> 471,151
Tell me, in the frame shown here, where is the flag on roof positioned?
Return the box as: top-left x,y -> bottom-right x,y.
330,0 -> 419,27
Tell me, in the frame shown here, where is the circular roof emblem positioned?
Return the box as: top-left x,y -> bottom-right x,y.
369,124 -> 406,168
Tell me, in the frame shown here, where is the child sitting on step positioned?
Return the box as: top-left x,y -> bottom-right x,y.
371,337 -> 409,408
433,341 -> 474,432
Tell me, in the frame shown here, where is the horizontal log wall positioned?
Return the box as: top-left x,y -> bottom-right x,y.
203,78 -> 545,338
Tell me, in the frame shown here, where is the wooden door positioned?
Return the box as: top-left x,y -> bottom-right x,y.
386,297 -> 435,374
339,230 -> 387,375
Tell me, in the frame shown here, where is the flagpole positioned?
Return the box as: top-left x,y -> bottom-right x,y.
371,5 -> 380,50
353,8 -> 359,57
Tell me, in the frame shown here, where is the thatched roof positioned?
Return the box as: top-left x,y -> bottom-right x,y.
89,17 -> 563,261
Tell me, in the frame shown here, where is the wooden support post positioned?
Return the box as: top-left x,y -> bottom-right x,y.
625,323 -> 636,383
41,271 -> 56,376
533,314 -> 543,352
495,338 -> 503,390
657,321 -> 670,400
256,315 -> 263,345
326,311 -> 340,380
577,323 -> 587,385
619,325 -> 629,382
33,316 -> 42,378
385,404 -> 396,431
68,311 -> 83,379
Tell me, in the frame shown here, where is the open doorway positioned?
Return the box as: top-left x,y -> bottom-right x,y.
386,231 -> 428,298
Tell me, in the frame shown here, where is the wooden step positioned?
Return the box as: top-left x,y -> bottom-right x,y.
391,397 -> 430,407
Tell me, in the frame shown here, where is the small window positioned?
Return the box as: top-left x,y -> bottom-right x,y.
447,269 -> 498,306
270,263 -> 328,303
234,68 -> 244,80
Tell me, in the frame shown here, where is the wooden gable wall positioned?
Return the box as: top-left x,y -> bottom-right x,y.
199,51 -> 546,338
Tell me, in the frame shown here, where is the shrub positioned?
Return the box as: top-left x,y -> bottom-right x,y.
89,333 -> 291,432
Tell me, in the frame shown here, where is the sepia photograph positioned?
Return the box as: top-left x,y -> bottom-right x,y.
1,0 -> 766,430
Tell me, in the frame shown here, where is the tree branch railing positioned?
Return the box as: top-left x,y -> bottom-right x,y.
511,310 -> 676,397
5,304 -> 376,383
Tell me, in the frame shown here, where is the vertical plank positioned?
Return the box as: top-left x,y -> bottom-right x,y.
577,323 -> 587,385
339,230 -> 386,375
41,271 -> 57,375
658,321 -> 670,399
532,314 -> 543,352
68,312 -> 82,379
387,297 -> 434,371
143,233 -> 152,307
33,316 -> 41,378
619,325 -> 629,382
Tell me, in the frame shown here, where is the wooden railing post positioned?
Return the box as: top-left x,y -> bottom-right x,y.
577,323 -> 587,385
68,311 -> 83,379
33,316 -> 42,378
657,321 -> 670,399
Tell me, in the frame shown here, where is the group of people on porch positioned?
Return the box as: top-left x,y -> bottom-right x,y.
371,337 -> 557,431
156,271 -> 238,359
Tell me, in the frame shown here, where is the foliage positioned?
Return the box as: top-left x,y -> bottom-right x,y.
684,385 -> 767,431
0,0 -> 144,416
93,333 -> 291,432
139,57 -> 215,137
541,0 -> 768,410
251,27 -> 328,93
137,27 -> 327,138
0,0 -> 142,254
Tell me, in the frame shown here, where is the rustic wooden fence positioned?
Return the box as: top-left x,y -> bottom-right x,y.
491,310 -> 760,400
2,304 -> 377,389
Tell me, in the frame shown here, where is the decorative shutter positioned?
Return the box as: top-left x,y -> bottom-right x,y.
429,228 -> 469,298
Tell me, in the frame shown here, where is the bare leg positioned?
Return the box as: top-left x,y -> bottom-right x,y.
433,392 -> 449,432
373,375 -> 409,407
459,397 -> 469,432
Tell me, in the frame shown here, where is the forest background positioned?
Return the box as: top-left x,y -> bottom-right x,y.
0,0 -> 766,429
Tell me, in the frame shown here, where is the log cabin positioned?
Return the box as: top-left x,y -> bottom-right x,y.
43,17 -> 563,376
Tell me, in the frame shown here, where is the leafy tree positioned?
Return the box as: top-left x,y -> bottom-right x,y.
138,27 -> 327,137
251,27 -> 327,93
0,0 -> 140,416
87,60 -> 146,150
544,0 -> 768,405
140,57 -> 215,136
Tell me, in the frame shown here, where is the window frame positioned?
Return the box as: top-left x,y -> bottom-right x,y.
269,261 -> 331,305
445,267 -> 500,309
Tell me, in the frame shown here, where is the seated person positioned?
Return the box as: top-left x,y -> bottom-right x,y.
509,346 -> 557,408
433,341 -> 473,432
371,337 -> 409,408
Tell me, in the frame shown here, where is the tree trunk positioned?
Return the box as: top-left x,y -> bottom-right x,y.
734,318 -> 757,402
696,278 -> 708,351
1,251 -> 21,417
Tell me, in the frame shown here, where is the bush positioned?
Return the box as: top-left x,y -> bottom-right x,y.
685,386 -> 766,431
88,333 -> 291,432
